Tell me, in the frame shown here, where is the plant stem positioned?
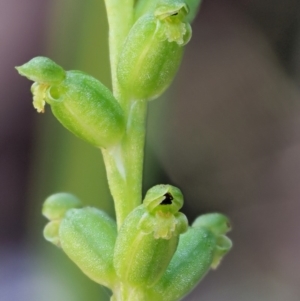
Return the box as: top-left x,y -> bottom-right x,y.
103,0 -> 134,95
102,1 -> 149,228
102,99 -> 147,228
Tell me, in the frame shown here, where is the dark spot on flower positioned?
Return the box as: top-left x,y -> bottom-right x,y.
160,193 -> 173,205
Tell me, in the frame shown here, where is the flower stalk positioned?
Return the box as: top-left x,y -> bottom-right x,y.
16,0 -> 232,300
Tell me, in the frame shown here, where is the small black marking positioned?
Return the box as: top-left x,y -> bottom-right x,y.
160,193 -> 173,205
171,12 -> 178,16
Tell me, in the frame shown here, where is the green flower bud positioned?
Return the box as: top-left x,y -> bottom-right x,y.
59,207 -> 117,288
117,2 -> 192,100
16,57 -> 125,148
113,184 -> 188,288
193,213 -> 232,269
147,213 -> 232,301
146,226 -> 216,301
42,192 -> 82,221
46,71 -> 125,148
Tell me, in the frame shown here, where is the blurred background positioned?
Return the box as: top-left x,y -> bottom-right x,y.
1,0 -> 300,300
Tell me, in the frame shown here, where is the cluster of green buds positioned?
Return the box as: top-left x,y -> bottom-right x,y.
16,0 -> 232,300
16,0 -> 200,150
42,185 -> 231,301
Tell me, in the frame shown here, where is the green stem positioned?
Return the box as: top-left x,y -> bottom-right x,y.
103,1 -> 148,228
103,0 -> 134,95
102,99 -> 147,228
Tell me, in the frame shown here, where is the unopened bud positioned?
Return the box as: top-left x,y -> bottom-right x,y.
113,184 -> 188,287
117,2 -> 192,100
16,57 -> 125,148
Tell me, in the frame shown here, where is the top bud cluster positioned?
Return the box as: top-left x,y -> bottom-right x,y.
16,0 -> 196,149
